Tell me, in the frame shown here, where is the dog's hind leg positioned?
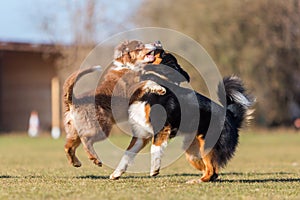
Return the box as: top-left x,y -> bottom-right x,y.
185,136 -> 205,172
75,110 -> 111,167
80,136 -> 103,167
150,125 -> 171,176
200,151 -> 219,182
65,133 -> 82,167
198,136 -> 219,182
110,135 -> 151,180
64,115 -> 82,167
185,135 -> 218,183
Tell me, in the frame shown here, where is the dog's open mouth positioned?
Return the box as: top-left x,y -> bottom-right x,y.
144,50 -> 155,62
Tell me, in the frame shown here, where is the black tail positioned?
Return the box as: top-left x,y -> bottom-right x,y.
218,75 -> 255,128
212,75 -> 255,169
63,66 -> 102,106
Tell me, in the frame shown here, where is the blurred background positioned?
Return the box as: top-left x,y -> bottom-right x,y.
0,0 -> 299,133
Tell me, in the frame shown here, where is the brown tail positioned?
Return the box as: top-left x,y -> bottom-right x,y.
63,66 -> 102,111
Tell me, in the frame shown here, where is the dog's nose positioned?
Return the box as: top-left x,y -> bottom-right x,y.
145,43 -> 156,51
153,41 -> 163,48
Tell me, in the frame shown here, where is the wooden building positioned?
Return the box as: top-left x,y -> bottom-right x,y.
0,42 -> 60,132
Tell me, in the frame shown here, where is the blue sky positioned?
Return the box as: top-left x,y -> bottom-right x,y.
0,0 -> 142,44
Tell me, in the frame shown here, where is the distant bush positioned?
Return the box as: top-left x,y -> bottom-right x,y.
138,0 -> 300,126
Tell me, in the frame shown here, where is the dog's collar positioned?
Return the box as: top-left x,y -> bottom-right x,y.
113,61 -> 135,70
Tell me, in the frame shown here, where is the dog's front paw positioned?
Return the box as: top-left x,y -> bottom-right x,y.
72,160 -> 82,167
92,159 -> 102,167
144,81 -> 166,95
109,171 -> 123,180
151,86 -> 166,95
150,169 -> 160,177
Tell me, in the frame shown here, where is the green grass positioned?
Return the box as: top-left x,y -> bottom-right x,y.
0,129 -> 300,200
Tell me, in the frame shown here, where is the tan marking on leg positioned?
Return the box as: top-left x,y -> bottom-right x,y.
200,152 -> 215,182
198,136 -> 218,182
185,136 -> 205,171
152,125 -> 171,146
185,135 -> 219,183
144,103 -> 151,125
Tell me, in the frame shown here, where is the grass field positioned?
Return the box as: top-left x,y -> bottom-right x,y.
0,129 -> 300,200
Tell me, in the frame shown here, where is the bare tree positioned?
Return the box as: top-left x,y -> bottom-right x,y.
38,0 -> 140,80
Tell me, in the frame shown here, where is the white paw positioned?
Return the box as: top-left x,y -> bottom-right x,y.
144,81 -> 166,95
150,169 -> 160,177
109,171 -> 123,180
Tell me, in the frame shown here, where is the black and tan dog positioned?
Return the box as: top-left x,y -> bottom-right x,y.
63,40 -> 190,169
111,55 -> 254,182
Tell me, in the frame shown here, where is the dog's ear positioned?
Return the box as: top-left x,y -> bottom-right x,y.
127,40 -> 144,51
120,53 -> 132,64
161,53 -> 190,83
114,40 -> 129,59
114,51 -> 132,64
129,51 -> 136,61
154,41 -> 163,49
114,49 -> 123,60
179,69 -> 190,83
114,40 -> 144,61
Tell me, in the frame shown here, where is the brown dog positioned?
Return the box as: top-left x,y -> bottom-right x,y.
63,40 -> 167,168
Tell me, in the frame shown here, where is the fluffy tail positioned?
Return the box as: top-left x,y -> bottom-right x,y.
212,75 -> 255,169
218,75 -> 255,128
63,66 -> 101,111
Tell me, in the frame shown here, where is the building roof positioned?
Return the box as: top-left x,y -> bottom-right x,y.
0,41 -> 60,54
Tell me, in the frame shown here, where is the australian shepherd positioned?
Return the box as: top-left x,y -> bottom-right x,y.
63,40 -> 190,168
110,53 -> 255,183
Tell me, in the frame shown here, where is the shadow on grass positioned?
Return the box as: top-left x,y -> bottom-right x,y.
220,172 -> 294,176
217,172 -> 300,183
169,172 -> 300,183
76,175 -> 108,179
3,172 -> 299,184
0,175 -> 18,178
76,174 -> 162,180
76,172 -> 300,183
0,175 -> 44,179
217,178 -> 300,183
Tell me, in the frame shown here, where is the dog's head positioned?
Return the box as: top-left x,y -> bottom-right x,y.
114,40 -> 156,68
141,41 -> 190,84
